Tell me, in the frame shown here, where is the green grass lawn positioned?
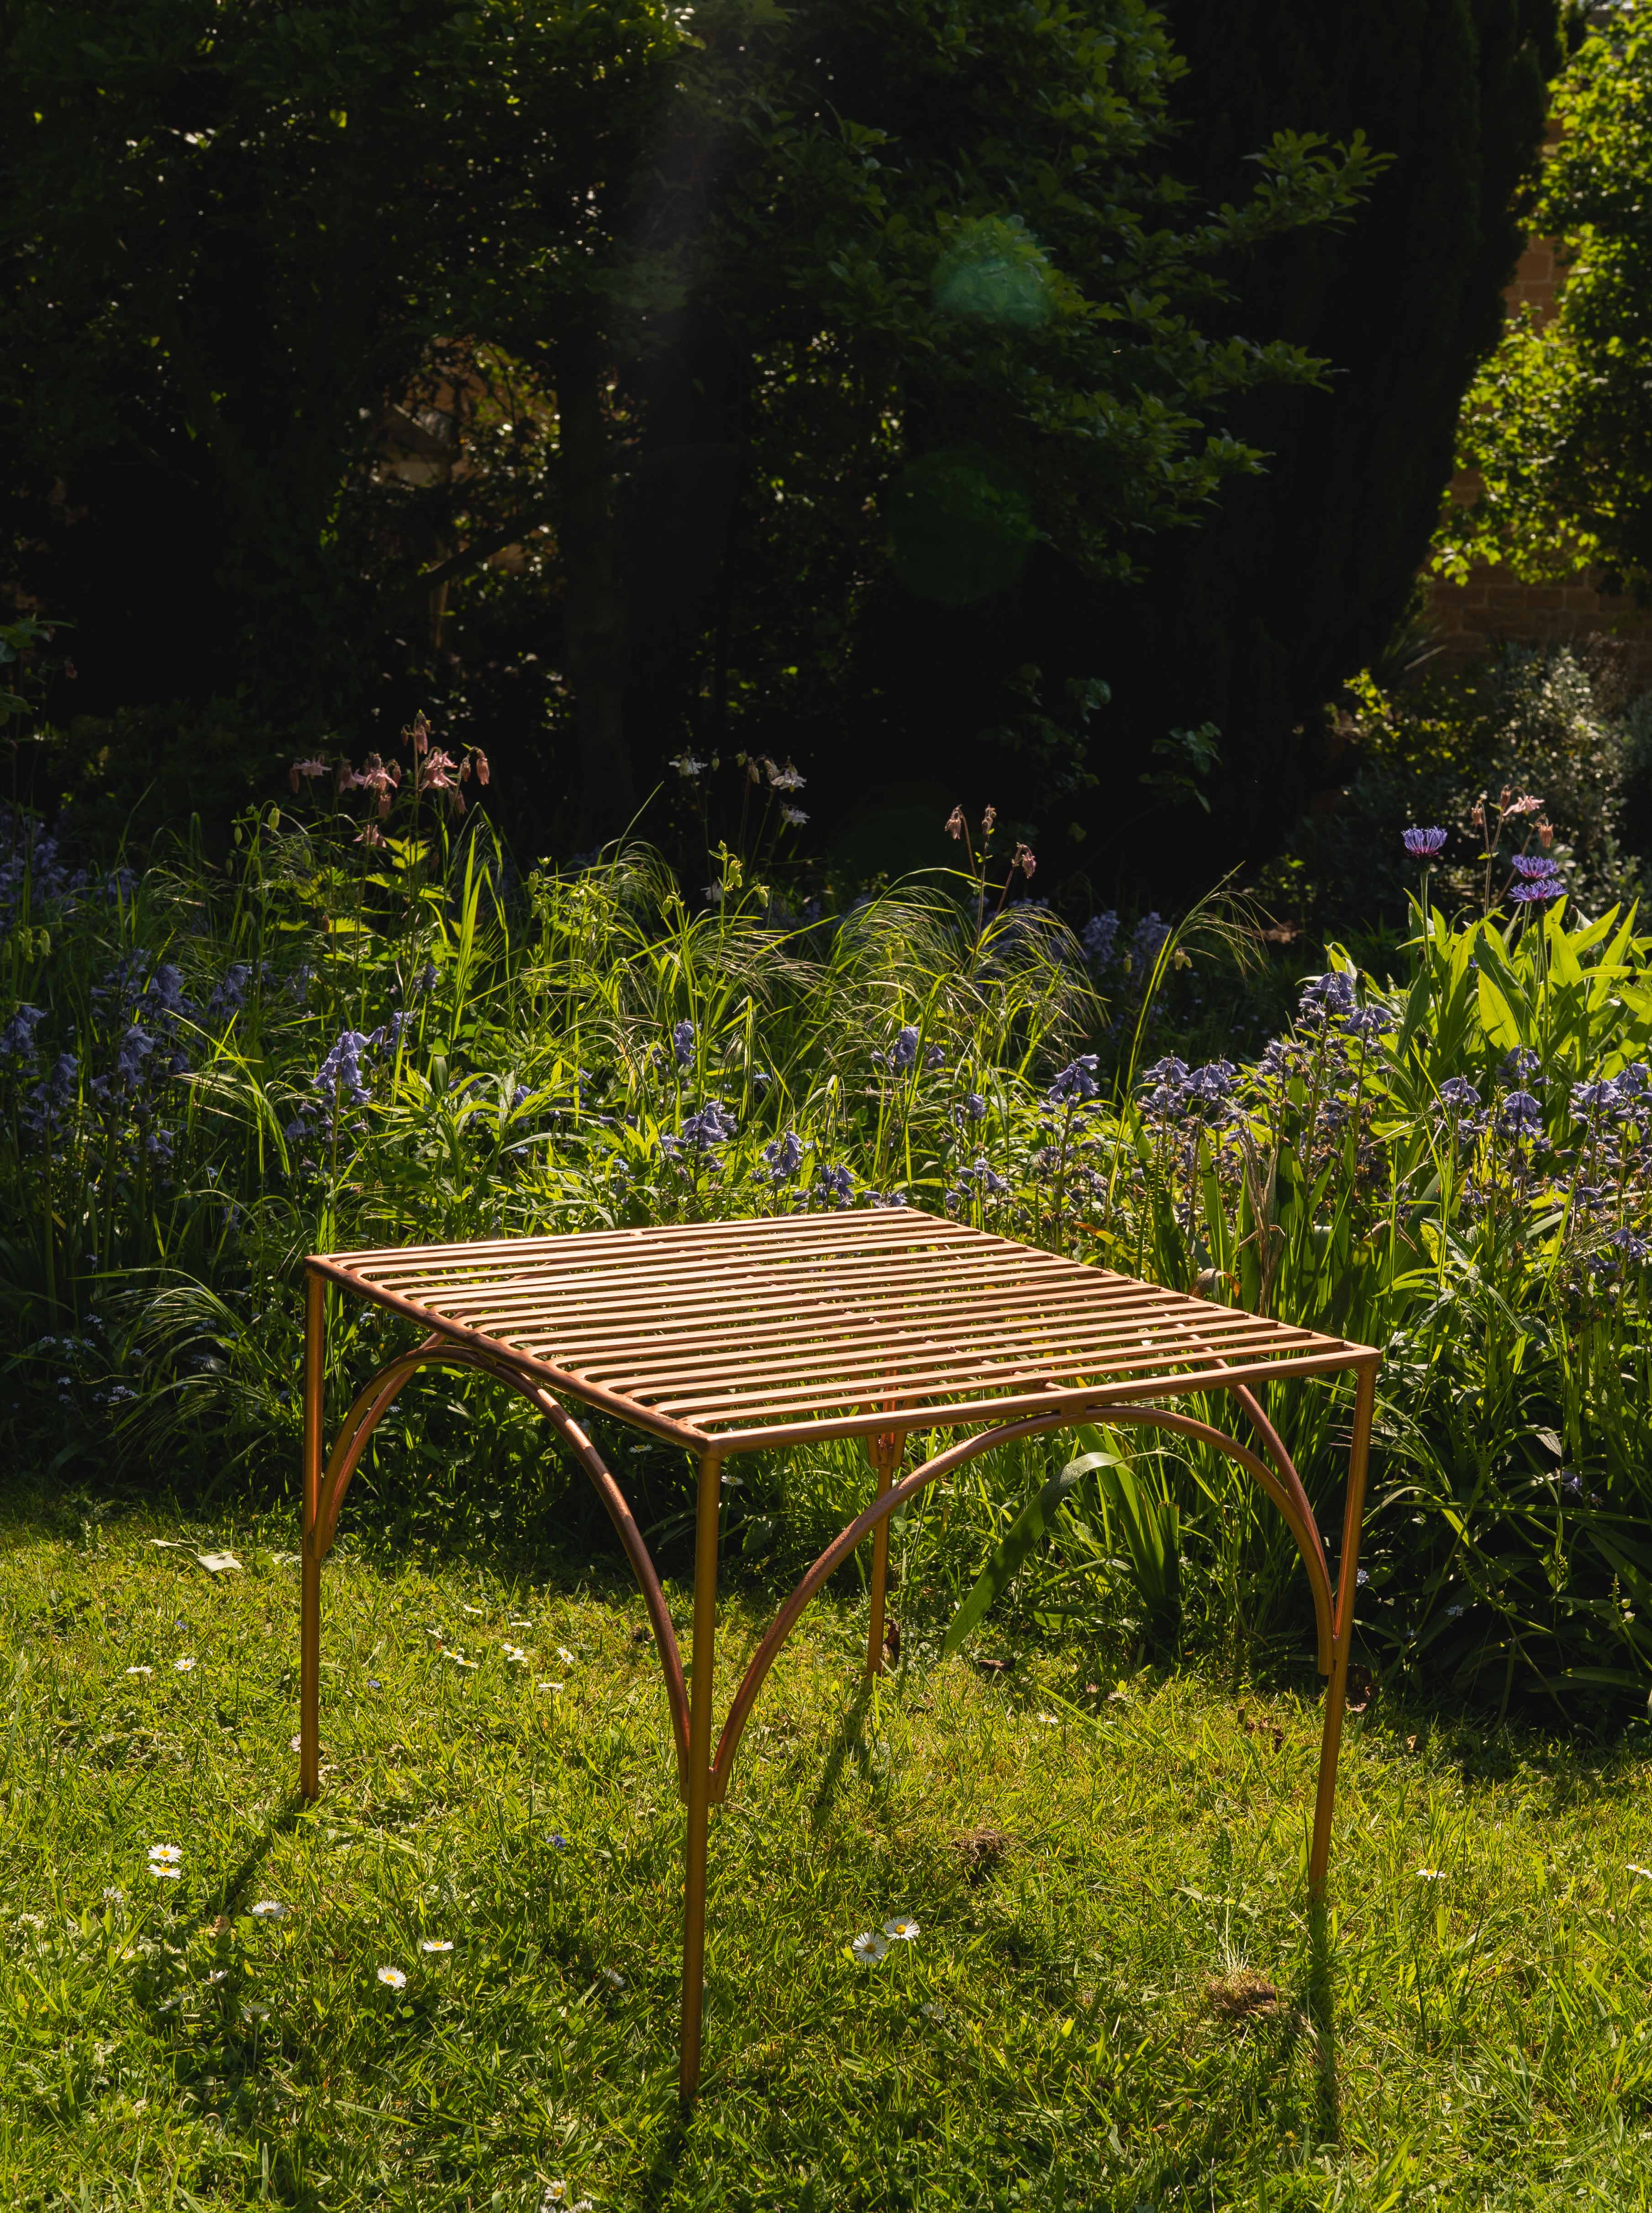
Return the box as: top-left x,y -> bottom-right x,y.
6,1493 -> 1652,2212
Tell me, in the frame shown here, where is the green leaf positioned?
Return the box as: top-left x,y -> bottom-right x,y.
939,1448 -> 1121,1660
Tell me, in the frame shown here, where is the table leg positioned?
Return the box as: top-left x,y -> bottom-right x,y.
1309,1361 -> 1377,1900
300,1269 -> 325,1803
865,1430 -> 904,1678
680,1448 -> 722,2103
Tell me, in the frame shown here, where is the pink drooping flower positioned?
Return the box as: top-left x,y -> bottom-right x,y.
345,752 -> 401,818
472,747 -> 490,787
288,757 -> 329,794
945,806 -> 966,841
1013,842 -> 1036,880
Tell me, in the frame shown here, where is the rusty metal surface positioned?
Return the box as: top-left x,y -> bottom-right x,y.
313,1210 -> 1375,1448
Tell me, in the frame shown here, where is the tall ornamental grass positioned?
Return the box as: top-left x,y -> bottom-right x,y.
5,768 -> 1652,1713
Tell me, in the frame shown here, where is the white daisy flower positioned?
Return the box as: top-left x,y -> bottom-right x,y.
509,1618 -> 532,1628
1415,1868 -> 1447,1882
884,1914 -> 920,1942
1629,1864 -> 1652,1881
147,1844 -> 182,1864
501,1643 -> 529,1664
557,1647 -> 575,1666
538,1681 -> 565,1693
125,1665 -> 153,1677
602,1968 -> 625,1989
173,1656 -> 196,1673
251,1900 -> 289,1920
149,1865 -> 182,1881
462,1605 -> 484,1617
290,1735 -> 303,1753
376,1966 -> 406,1990
206,1968 -> 227,1984
542,2189 -> 568,2209
850,1930 -> 888,1966
242,2001 -> 269,2021
420,1939 -> 454,1953
1036,1712 -> 1060,1726
102,1888 -> 124,1905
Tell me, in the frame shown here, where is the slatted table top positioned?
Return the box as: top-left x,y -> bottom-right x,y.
311,1211 -> 1375,1451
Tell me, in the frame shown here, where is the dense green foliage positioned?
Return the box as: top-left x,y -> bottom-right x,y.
1438,0 -> 1652,597
0,0 -> 1376,851
8,762 -> 1652,1709
10,1511 -> 1652,2208
1037,0 -> 1571,873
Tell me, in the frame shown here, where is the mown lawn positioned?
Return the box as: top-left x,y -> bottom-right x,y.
5,1493 -> 1652,2212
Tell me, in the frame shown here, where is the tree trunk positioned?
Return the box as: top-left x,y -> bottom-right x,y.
559,321 -> 636,838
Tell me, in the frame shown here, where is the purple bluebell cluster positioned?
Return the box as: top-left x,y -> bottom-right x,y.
761,1130 -> 806,1185
1079,912 -> 1119,971
673,1019 -> 696,1069
872,1025 -> 922,1075
813,1162 -> 854,1209
660,1098 -> 739,1171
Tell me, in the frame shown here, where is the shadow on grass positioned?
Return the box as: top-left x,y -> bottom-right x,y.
809,1682 -> 874,1829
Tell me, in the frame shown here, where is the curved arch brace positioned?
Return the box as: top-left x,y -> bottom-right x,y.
311,1338 -> 690,1786
710,1397 -> 1333,1803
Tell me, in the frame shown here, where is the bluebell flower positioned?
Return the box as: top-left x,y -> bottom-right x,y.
510,1085 -> 531,1113
1300,972 -> 1357,1019
890,1026 -> 920,1073
1080,912 -> 1119,970
814,1163 -> 854,1208
1437,1077 -> 1480,1115
1049,1056 -> 1100,1104
1186,1060 -> 1237,1104
673,1019 -> 696,1069
762,1130 -> 806,1184
1129,913 -> 1169,976
963,1092 -> 987,1121
1401,826 -> 1447,857
1572,1078 -> 1620,1119
315,1030 -> 374,1111
0,1004 -> 47,1063
750,1067 -> 772,1095
962,1156 -> 1009,1196
1340,1004 -> 1395,1042
868,1190 -> 910,1208
1609,1228 -> 1651,1265
20,1051 -> 76,1141
925,1043 -> 945,1070
1498,1090 -> 1543,1140
1500,1048 -> 1540,1087
204,964 -> 251,1021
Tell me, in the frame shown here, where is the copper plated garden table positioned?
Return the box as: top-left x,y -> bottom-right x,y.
298,1209 -> 1379,2100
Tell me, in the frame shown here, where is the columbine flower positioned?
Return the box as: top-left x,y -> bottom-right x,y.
944,805 -> 966,840
1012,841 -> 1036,879
668,753 -> 706,778
1401,825 -> 1447,857
884,1914 -> 920,1942
376,1966 -> 406,1990
147,1845 -> 182,1865
251,1901 -> 288,1920
1505,792 -> 1544,817
851,1930 -> 889,1966
420,1939 -> 454,1954
780,805 -> 808,828
768,758 -> 805,790
288,757 -> 329,793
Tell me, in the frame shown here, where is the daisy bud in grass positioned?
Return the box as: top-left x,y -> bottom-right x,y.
376,1966 -> 407,1990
